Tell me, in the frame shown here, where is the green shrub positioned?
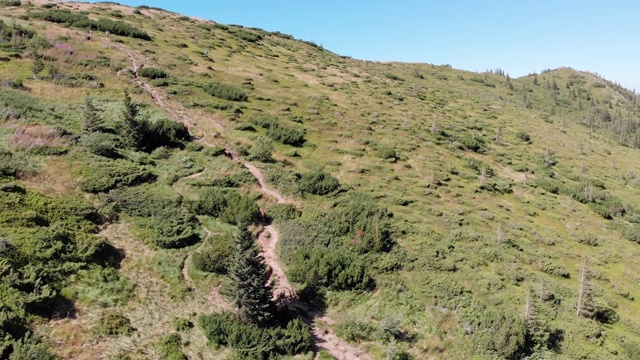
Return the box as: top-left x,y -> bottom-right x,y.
516,131 -> 531,143
453,133 -> 486,153
232,29 -> 262,43
267,203 -> 300,221
173,318 -> 192,332
234,123 -> 256,132
376,145 -> 397,160
0,150 -> 31,178
0,1 -> 22,6
157,334 -> 186,360
289,248 -> 374,291
267,124 -> 305,146
540,260 -> 570,278
199,312 -> 312,357
110,186 -> 199,248
139,67 -> 168,79
384,73 -> 404,81
534,178 -> 562,194
464,158 -> 495,176
190,188 -> 259,225
78,160 -> 156,193
203,82 -> 247,101
98,313 -> 133,336
298,170 -> 340,195
335,319 -> 377,342
6,333 -> 56,360
335,192 -> 394,252
82,132 -> 120,158
249,114 -> 277,129
32,10 -> 151,40
192,235 -> 233,274
248,136 -> 273,162
273,318 -> 313,355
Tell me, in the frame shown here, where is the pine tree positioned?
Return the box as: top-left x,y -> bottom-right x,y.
121,91 -> 143,148
231,222 -> 273,326
83,96 -> 102,132
31,53 -> 44,80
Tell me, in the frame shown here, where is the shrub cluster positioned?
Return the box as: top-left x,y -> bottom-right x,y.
189,188 -> 259,225
249,114 -> 278,129
78,159 -> 156,193
110,186 -> 199,248
199,313 -> 312,359
289,248 -> 374,291
535,177 -> 625,219
0,150 -> 31,178
32,10 -> 151,40
204,82 -> 248,101
138,67 -> 168,79
231,29 -> 262,43
98,313 -> 134,336
156,334 -> 186,360
298,170 -> 340,195
192,234 -> 233,274
266,124 -> 305,146
0,187 -> 117,358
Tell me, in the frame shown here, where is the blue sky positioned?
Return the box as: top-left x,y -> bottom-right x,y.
89,1 -> 640,90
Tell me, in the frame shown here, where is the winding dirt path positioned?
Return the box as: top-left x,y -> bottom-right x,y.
116,39 -> 369,360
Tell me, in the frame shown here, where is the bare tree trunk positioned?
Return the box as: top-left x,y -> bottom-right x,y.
576,257 -> 587,317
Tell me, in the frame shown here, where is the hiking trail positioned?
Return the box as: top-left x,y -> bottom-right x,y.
117,38 -> 370,360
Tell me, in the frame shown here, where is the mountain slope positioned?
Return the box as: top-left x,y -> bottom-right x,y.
2,1 -> 640,359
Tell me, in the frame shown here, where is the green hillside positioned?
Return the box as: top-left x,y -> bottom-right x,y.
2,1 -> 640,359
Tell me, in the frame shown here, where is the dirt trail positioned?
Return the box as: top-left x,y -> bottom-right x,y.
257,225 -> 295,300
117,39 -> 369,360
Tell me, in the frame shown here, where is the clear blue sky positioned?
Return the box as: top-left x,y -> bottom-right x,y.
89,0 -> 640,90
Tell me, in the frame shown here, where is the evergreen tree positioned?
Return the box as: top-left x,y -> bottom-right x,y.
121,90 -> 143,148
83,96 -> 102,133
31,53 -> 44,80
231,223 -> 273,326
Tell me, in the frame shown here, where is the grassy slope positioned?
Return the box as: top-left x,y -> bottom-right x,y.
3,1 -> 640,359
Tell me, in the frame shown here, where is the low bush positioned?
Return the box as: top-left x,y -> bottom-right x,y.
376,145 -> 397,160
335,319 -> 378,342
98,313 -> 133,336
139,67 -> 168,79
32,10 -> 151,40
267,124 -> 305,146
384,73 -> 404,81
516,131 -> 531,143
298,170 -> 340,195
157,334 -> 186,360
249,114 -> 278,129
190,188 -> 259,225
0,150 -> 31,178
335,192 -> 394,252
232,29 -> 262,43
289,248 -> 374,291
204,82 -> 247,101
248,136 -> 273,162
198,312 -> 312,358
267,203 -> 301,221
110,186 -> 199,248
82,132 -> 120,158
78,160 -> 156,193
192,235 -> 233,274
464,158 -> 495,176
